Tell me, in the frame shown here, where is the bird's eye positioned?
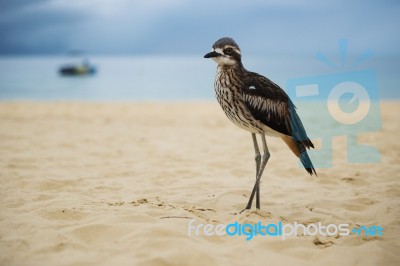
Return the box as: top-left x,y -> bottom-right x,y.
224,47 -> 234,55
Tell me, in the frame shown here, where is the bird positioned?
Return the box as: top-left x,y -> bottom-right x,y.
204,37 -> 317,211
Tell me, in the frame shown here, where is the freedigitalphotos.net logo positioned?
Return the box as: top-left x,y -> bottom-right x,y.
286,39 -> 381,168
188,219 -> 383,241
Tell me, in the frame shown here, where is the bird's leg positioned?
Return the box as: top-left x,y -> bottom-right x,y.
251,133 -> 261,209
244,133 -> 261,210
245,134 -> 270,210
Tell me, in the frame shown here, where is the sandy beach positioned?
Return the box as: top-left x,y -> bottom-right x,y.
0,101 -> 399,266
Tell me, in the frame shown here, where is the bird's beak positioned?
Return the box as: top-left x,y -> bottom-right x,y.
204,51 -> 220,58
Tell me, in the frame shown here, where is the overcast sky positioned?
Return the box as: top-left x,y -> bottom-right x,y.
0,0 -> 399,56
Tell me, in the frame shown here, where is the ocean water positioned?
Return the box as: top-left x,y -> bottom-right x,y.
0,56 -> 219,101
0,55 -> 396,101
0,55 -> 313,101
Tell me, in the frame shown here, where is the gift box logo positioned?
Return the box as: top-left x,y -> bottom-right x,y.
286,40 -> 381,168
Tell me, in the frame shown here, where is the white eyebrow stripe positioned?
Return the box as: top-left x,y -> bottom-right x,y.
213,47 -> 241,55
214,48 -> 223,54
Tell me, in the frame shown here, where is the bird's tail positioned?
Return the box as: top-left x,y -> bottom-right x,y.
281,135 -> 317,176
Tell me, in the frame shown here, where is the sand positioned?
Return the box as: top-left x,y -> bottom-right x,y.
0,101 -> 399,266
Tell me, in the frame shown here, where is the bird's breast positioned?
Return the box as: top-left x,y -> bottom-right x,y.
214,71 -> 241,110
214,69 -> 264,134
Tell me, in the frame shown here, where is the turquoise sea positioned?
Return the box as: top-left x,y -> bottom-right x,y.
0,56 -> 217,101
0,54 -> 397,101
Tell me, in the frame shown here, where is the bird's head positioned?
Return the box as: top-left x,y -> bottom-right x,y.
204,37 -> 241,66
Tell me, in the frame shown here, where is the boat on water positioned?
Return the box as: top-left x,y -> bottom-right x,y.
59,64 -> 96,76
59,50 -> 97,76
59,60 -> 97,76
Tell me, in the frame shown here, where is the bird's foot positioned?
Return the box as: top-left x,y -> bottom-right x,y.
239,208 -> 267,218
239,205 -> 259,214
239,207 -> 250,214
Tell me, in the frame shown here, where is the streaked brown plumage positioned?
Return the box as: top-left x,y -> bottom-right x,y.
204,37 -> 316,210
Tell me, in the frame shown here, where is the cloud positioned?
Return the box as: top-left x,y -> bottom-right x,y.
0,0 -> 92,53
0,0 -> 399,55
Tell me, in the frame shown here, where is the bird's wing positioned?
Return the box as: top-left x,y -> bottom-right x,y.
241,71 -> 313,148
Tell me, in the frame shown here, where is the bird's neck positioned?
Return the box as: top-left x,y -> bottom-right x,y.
217,61 -> 245,73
